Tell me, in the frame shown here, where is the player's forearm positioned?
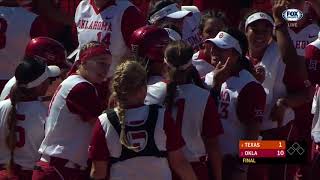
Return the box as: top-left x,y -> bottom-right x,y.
274,19 -> 308,79
90,160 -> 108,179
168,149 -> 198,180
205,137 -> 222,180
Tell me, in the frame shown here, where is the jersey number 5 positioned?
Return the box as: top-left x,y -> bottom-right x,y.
0,18 -> 8,49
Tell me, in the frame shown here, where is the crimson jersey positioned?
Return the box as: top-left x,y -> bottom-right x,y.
89,105 -> 184,180
0,99 -> 47,170
0,7 -> 49,80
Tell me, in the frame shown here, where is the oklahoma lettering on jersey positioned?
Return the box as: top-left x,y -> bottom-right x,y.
75,0 -> 132,76
0,99 -> 46,170
0,7 -> 37,80
289,23 -> 320,56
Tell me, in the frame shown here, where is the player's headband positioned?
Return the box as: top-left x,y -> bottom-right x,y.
245,12 -> 274,30
149,3 -> 192,24
79,45 -> 111,63
21,66 -> 60,88
164,57 -> 192,71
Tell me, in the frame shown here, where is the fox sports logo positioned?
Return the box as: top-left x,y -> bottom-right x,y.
282,9 -> 304,22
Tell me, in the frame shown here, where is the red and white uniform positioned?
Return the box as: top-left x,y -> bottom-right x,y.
145,82 -> 222,161
192,50 -> 213,78
145,76 -> 166,105
75,0 -> 145,76
312,85 -> 320,143
89,105 -> 184,180
247,42 -> 296,130
0,99 -> 47,170
0,7 -> 48,82
217,70 -> 266,155
289,23 -> 320,57
38,74 -> 103,168
305,37 -> 320,85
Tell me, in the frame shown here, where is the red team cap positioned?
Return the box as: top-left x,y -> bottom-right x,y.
25,37 -> 69,69
131,25 -> 170,63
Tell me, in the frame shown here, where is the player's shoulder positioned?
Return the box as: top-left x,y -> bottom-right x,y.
306,40 -> 320,59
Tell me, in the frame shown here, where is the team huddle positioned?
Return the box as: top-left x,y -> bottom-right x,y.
1,0 -> 320,180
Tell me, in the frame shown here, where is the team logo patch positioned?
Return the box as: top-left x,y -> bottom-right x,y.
282,9 -> 304,22
127,130 -> 148,152
219,33 -> 224,38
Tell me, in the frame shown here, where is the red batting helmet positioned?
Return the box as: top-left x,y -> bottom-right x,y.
130,25 -> 170,63
25,37 -> 70,69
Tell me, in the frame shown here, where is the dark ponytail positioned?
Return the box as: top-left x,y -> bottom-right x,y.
5,83 -> 33,174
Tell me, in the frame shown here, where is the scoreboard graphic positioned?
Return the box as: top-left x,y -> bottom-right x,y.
239,140 -> 307,164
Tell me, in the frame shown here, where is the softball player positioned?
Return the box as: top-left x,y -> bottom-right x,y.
89,60 -> 197,180
130,25 -> 171,105
204,29 -> 266,180
0,37 -> 69,101
146,41 -> 223,180
32,42 -> 111,180
74,0 -> 145,77
0,57 -> 60,179
244,1 -> 311,179
0,5 -> 50,92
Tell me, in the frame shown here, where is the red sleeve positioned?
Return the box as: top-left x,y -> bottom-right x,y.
163,109 -> 185,151
89,120 -> 110,161
202,96 -> 223,138
66,82 -> 104,121
121,6 -> 146,47
305,45 -> 320,86
237,82 -> 266,124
